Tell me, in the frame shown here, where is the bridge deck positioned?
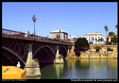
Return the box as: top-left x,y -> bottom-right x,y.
2,29 -> 72,46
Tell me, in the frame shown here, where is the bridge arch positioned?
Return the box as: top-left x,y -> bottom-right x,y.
59,46 -> 67,59
2,46 -> 25,68
33,45 -> 55,64
33,45 -> 55,57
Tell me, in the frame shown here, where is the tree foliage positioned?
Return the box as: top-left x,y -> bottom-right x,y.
98,37 -> 104,41
104,25 -> 109,38
108,32 -> 115,36
107,47 -> 113,51
111,35 -> 118,44
104,25 -> 109,32
74,38 -> 90,56
106,33 -> 117,45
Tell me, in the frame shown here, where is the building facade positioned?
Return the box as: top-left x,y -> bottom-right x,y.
85,32 -> 106,45
50,29 -> 68,41
68,36 -> 79,43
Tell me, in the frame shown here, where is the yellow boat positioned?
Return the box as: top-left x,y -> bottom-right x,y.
2,66 -> 26,79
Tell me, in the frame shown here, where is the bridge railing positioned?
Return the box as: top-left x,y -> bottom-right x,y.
35,36 -> 72,44
2,28 -> 26,37
2,28 -> 72,45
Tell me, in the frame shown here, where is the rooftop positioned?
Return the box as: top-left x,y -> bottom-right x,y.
51,29 -> 66,33
85,32 -> 102,36
89,32 -> 102,34
69,36 -> 79,38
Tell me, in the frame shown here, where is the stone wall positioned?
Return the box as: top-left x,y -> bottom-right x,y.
90,45 -> 117,52
67,45 -> 117,59
80,52 -> 117,59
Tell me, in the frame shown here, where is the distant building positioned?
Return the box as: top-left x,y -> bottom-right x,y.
68,36 -> 79,43
85,32 -> 106,44
50,29 -> 68,41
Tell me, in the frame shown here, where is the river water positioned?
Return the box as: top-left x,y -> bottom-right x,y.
28,58 -> 117,79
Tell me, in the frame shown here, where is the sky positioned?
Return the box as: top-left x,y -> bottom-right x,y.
2,2 -> 117,38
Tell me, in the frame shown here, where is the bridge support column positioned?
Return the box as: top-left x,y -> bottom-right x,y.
54,46 -> 64,64
65,49 -> 70,59
24,43 -> 41,77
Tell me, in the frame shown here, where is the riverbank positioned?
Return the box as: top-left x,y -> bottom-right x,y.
68,51 -> 117,59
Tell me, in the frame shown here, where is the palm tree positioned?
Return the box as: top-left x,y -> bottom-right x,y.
104,25 -> 109,43
104,25 -> 109,38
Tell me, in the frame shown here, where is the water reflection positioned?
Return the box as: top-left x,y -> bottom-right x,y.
63,59 -> 90,79
28,58 -> 117,79
87,59 -> 117,79
54,64 -> 64,79
40,64 -> 57,79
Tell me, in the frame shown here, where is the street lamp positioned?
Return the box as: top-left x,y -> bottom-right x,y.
32,15 -> 37,39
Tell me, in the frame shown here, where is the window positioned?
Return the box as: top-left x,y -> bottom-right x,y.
56,35 -> 60,39
92,37 -> 94,41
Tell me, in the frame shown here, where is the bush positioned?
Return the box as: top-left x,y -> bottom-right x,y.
74,51 -> 81,56
34,58 -> 39,63
98,37 -> 104,41
106,42 -> 111,45
107,47 -> 113,51
94,46 -> 102,52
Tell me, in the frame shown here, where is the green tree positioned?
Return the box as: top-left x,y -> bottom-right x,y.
74,38 -> 90,57
111,35 -> 118,44
108,32 -> 115,36
104,25 -> 109,43
81,38 -> 90,51
106,37 -> 111,45
104,25 -> 109,37
98,37 -> 104,41
74,38 -> 81,56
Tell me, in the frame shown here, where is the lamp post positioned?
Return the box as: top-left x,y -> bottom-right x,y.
32,15 -> 37,39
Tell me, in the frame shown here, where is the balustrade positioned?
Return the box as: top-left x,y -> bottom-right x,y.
2,28 -> 72,45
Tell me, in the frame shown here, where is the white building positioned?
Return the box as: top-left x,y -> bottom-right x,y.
85,32 -> 106,45
68,36 -> 79,43
50,29 -> 68,41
